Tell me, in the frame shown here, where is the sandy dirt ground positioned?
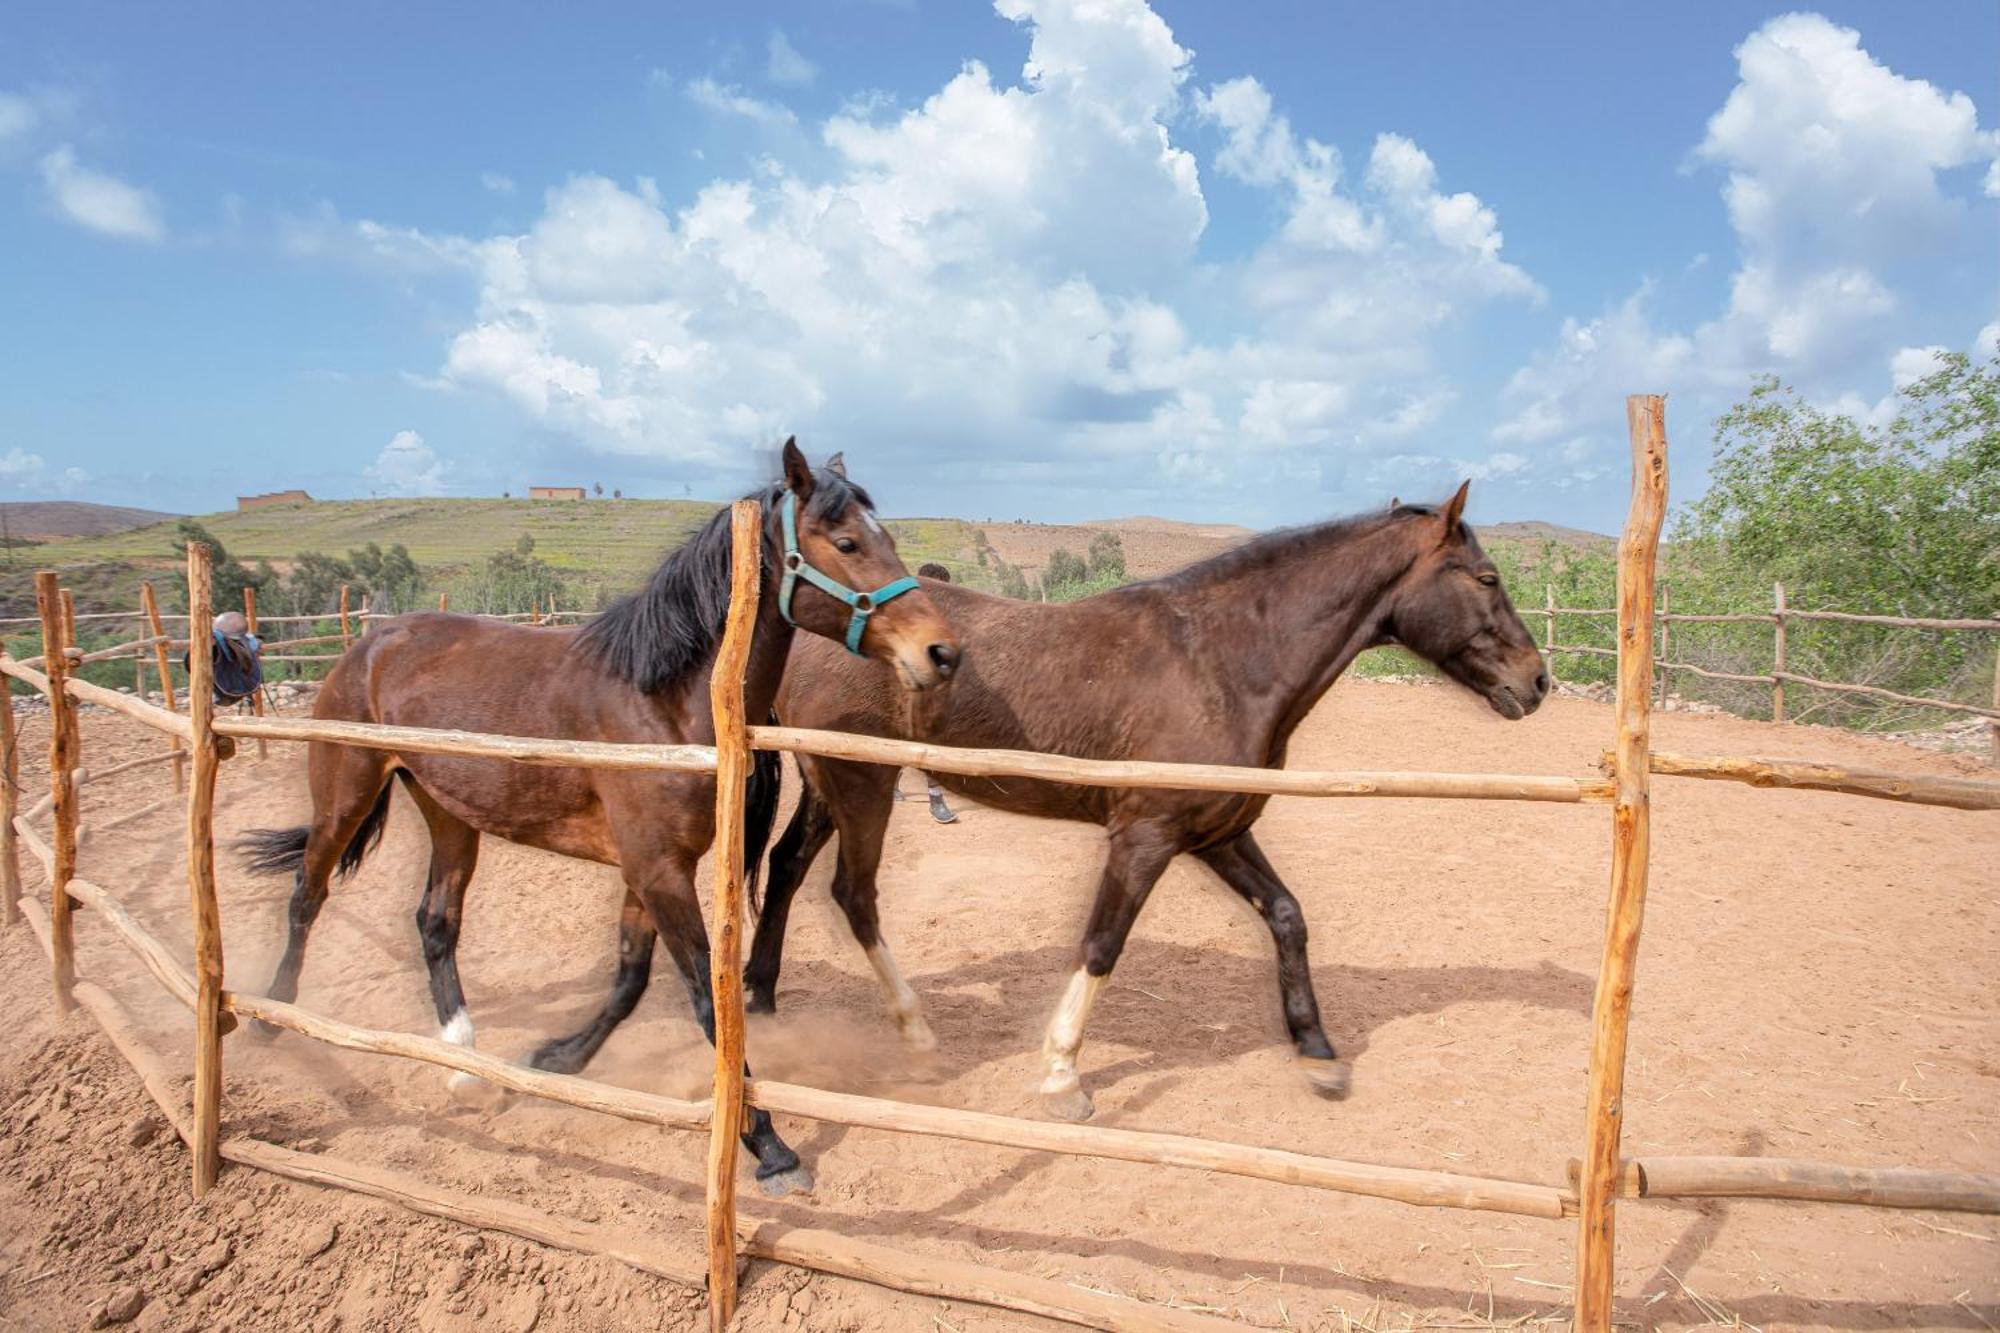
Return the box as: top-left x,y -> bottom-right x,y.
1,681 -> 1996,1331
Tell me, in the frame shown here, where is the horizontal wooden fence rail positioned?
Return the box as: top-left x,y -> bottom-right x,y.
1637,750 -> 2000,811
1567,1157 -> 2000,1213
751,725 -> 1614,804
212,714 -> 717,771
746,1078 -> 1570,1218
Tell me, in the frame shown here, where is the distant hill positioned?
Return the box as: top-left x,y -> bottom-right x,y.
1482,519 -> 1614,550
0,501 -> 178,540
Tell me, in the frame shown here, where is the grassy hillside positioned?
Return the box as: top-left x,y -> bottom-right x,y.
0,500 -> 179,539
10,497 -> 998,617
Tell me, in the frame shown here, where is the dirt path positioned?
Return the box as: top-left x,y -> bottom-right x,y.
1,681 -> 1995,1331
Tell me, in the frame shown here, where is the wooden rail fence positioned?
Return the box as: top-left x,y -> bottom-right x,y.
3,398 -> 1998,1331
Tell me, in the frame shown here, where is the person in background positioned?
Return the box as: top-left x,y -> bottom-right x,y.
900,562 -> 958,824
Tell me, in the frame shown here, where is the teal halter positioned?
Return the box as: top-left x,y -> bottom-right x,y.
777,492 -> 920,655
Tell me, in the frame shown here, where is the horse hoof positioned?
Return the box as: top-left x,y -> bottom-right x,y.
757,1164 -> 815,1198
447,1071 -> 503,1108
744,991 -> 778,1017
1300,1057 -> 1352,1098
1040,1082 -> 1095,1123
899,1016 -> 938,1052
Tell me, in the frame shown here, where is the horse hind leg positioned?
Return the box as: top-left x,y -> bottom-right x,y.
405,780 -> 484,1097
259,753 -> 395,1029
529,891 -> 657,1076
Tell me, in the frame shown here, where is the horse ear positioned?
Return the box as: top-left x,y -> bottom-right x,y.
781,437 -> 814,499
824,451 -> 848,479
1439,479 -> 1470,538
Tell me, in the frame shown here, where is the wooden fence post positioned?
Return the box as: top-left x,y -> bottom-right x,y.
60,588 -> 78,651
1573,395 -> 1668,1332
1772,582 -> 1787,724
37,572 -> 78,1013
244,586 -> 269,752
1656,584 -> 1670,710
438,592 -> 449,612
339,584 -> 353,651
1544,584 -> 1557,685
0,653 -> 18,929
705,498 -> 761,1330
141,582 -> 185,793
186,543 -> 226,1195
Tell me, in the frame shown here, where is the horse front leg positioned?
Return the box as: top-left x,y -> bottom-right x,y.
640,864 -> 814,1198
821,763 -> 934,1050
744,771 -> 835,1014
1197,831 -> 1347,1097
1039,820 -> 1178,1122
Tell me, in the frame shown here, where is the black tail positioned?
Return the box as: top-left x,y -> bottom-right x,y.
744,739 -> 781,911
238,781 -> 395,881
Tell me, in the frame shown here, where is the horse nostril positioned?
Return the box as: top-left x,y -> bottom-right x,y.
1534,669 -> 1550,698
928,643 -> 960,677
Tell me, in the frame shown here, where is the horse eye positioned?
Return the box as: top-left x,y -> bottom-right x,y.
835,538 -> 859,554
1477,573 -> 1499,587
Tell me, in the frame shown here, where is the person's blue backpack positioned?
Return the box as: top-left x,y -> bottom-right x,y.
183,626 -> 263,706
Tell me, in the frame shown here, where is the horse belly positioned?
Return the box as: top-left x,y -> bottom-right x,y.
398,754 -> 618,863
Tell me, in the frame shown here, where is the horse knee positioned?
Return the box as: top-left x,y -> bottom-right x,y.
1267,893 -> 1307,944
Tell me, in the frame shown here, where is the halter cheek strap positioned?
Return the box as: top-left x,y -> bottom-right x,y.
777,492 -> 921,655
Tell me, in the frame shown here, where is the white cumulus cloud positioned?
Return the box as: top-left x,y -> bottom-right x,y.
1497,13 -> 1998,485
38,145 -> 165,242
367,430 -> 452,495
301,0 -> 1547,516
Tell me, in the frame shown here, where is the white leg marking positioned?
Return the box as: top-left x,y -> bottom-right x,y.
1039,969 -> 1104,1096
440,1008 -> 482,1091
866,943 -> 935,1050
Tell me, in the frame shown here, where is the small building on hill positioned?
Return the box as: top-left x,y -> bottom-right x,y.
238,489 -> 313,511
528,485 -> 587,500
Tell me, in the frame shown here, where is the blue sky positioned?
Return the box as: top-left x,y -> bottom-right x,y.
3,1 -> 1995,533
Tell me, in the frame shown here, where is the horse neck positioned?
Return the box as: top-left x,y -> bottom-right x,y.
737,593 -> 795,722
1184,519 -> 1419,747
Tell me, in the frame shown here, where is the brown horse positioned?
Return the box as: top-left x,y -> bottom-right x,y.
240,442 -> 958,1193
746,482 -> 1548,1120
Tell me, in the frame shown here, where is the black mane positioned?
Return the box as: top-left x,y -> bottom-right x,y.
578,470 -> 875,693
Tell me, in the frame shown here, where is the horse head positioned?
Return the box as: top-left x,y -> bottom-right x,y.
1381,481 -> 1549,719
769,439 -> 960,690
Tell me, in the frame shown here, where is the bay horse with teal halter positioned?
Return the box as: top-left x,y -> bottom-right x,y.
747,481 -> 1550,1120
239,441 -> 959,1194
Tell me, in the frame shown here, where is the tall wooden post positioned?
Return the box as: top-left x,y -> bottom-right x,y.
185,544 -> 225,1195
338,584 -> 352,651
1656,584 -> 1670,710
36,572 -> 77,1013
1772,582 -> 1787,724
59,590 -> 83,827
1543,585 -> 1557,685
141,582 -> 185,793
438,592 -> 449,612
1573,395 -> 1667,1332
60,588 -> 78,650
0,653 -> 19,929
243,586 -> 269,753
705,498 -> 761,1330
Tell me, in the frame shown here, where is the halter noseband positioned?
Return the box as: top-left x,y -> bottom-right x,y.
777,492 -> 920,655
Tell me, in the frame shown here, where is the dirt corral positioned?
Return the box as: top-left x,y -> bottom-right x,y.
1,680 -> 1995,1331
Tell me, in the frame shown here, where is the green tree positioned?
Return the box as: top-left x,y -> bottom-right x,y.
171,520 -> 266,610
1086,531 -> 1126,581
1677,354 -> 1998,617
1044,547 -> 1087,588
